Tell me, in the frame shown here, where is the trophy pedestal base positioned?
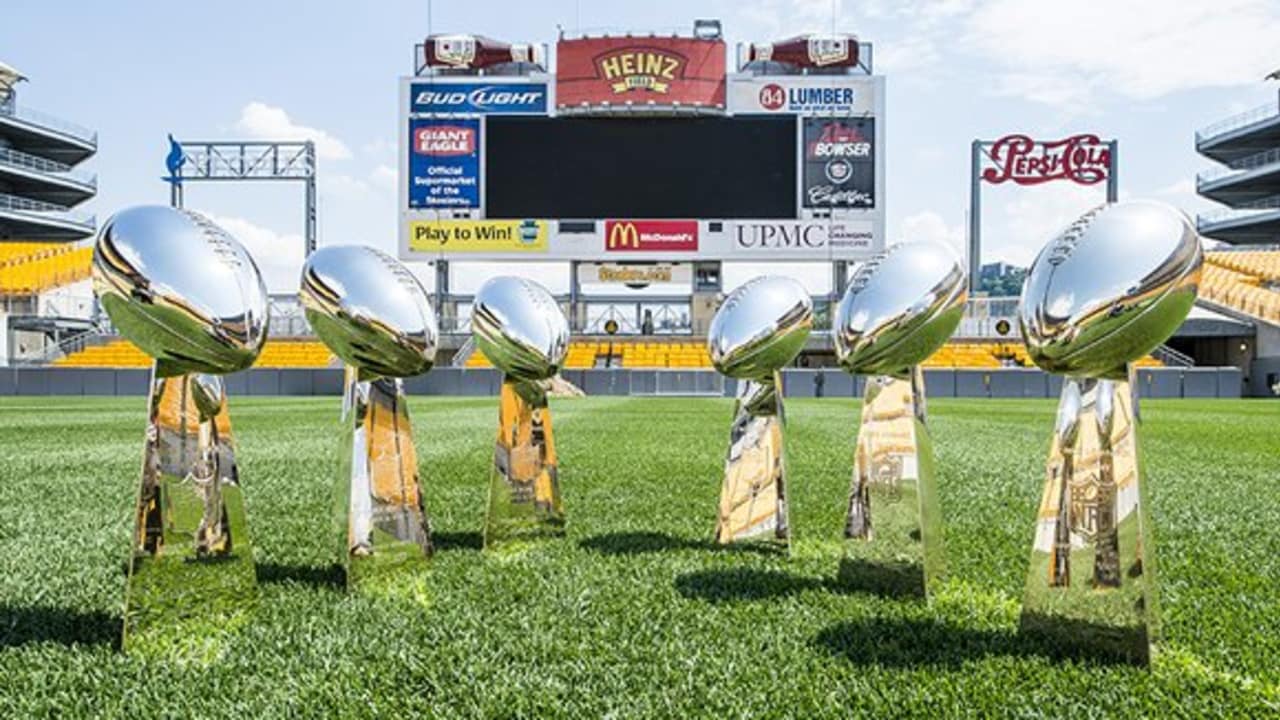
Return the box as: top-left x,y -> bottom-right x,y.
841,368 -> 943,597
1019,372 -> 1158,664
123,367 -> 256,652
715,372 -> 789,550
485,378 -> 564,549
336,368 -> 432,590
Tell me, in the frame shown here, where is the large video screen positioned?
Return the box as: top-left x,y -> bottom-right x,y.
485,116 -> 797,219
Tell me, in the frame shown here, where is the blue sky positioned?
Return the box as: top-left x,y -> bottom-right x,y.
3,0 -> 1278,291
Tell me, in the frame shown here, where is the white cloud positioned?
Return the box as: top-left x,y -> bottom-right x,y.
899,210 -> 965,255
369,164 -> 397,193
204,213 -> 305,293
234,102 -> 352,160
963,0 -> 1280,106
984,184 -> 1104,266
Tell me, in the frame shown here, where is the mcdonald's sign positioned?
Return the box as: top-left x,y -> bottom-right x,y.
604,220 -> 698,252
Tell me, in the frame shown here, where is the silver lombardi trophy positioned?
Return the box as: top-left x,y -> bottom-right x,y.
834,240 -> 966,597
301,245 -> 438,590
471,276 -> 571,548
1018,200 -> 1202,663
93,205 -> 268,650
707,276 -> 813,550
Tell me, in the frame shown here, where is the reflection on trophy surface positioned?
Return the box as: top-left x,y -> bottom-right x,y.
472,276 -> 570,548
1018,200 -> 1202,663
300,245 -> 437,588
708,276 -> 813,549
93,205 -> 268,649
835,240 -> 966,595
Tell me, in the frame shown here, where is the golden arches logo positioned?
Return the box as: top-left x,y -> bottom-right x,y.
608,222 -> 641,249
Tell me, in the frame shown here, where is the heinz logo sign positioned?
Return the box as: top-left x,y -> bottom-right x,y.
414,126 -> 475,156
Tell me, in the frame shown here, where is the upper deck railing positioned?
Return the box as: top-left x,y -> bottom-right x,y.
0,146 -> 97,187
1198,193 -> 1280,226
1196,96 -> 1280,145
1197,146 -> 1280,185
0,191 -> 96,228
0,98 -> 98,146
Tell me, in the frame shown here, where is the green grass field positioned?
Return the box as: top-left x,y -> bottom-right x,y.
0,395 -> 1277,717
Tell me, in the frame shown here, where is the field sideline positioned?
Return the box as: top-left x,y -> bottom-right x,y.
0,396 -> 1277,717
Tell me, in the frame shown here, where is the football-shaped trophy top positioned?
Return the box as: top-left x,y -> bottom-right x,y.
1019,200 -> 1202,377
472,276 -> 569,381
92,205 -> 268,376
834,239 -> 967,376
300,245 -> 438,379
708,275 -> 813,380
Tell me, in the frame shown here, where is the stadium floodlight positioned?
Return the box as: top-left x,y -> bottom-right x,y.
1017,200 -> 1202,664
692,19 -> 722,40
300,245 -> 438,590
707,276 -> 813,550
833,240 -> 967,597
471,276 -> 571,548
92,205 -> 268,651
0,61 -> 25,102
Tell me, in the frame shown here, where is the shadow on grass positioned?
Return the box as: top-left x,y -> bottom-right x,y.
0,605 -> 119,649
815,615 -> 1145,668
256,562 -> 344,590
836,557 -> 925,600
433,531 -> 483,553
675,568 -> 822,602
674,560 -> 927,604
579,531 -> 785,557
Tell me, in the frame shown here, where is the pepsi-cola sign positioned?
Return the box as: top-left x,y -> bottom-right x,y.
803,118 -> 875,209
409,81 -> 548,114
981,134 -> 1111,186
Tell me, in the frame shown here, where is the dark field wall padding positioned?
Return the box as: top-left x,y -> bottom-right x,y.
0,367 -> 1249,398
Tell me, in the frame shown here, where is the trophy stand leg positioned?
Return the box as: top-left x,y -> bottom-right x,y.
335,366 -> 431,589
841,366 -> 943,597
123,364 -> 256,652
484,377 -> 564,549
715,371 -> 789,550
1019,368 -> 1158,663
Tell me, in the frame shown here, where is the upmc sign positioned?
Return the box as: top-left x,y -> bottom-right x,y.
732,221 -> 876,258
409,81 -> 547,114
605,220 -> 699,252
981,134 -> 1111,186
556,37 -> 726,109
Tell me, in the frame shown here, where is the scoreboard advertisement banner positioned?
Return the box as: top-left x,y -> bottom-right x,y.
556,37 -> 726,109
731,220 -> 876,258
398,219 -> 880,261
578,263 -> 693,287
802,117 -> 875,210
604,220 -> 699,252
728,76 -> 874,115
408,118 -> 481,209
408,219 -> 548,254
408,81 -> 548,115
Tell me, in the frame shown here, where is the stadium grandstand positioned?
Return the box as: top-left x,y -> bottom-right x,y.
0,37 -> 1268,399
0,64 -> 98,365
1193,78 -> 1280,394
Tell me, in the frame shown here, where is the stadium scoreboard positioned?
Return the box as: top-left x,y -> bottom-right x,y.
399,35 -> 885,262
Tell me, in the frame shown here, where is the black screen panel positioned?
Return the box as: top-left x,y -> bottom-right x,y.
485,116 -> 796,219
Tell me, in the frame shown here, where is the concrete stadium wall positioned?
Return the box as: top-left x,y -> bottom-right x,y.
0,366 -> 1247,398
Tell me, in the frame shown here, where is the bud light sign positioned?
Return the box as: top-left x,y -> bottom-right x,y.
409,117 -> 480,209
803,117 -> 875,209
410,82 -> 547,114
